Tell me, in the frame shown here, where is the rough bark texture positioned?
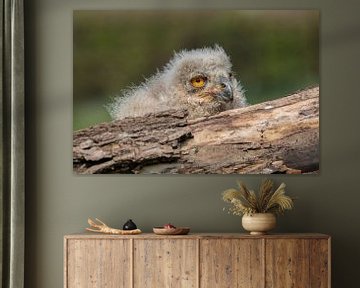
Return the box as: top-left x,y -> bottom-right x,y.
73,86 -> 319,174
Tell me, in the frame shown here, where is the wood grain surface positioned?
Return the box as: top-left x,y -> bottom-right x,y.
65,232 -> 329,240
65,239 -> 131,288
73,86 -> 319,174
133,239 -> 197,288
309,239 -> 330,288
200,239 -> 264,287
64,233 -> 330,288
265,239 -> 311,287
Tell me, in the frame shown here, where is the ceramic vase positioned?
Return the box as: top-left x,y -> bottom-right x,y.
242,213 -> 276,235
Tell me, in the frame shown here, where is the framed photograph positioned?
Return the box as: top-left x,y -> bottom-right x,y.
73,10 -> 319,175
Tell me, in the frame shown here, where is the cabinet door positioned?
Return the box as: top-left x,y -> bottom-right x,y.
134,239 -> 198,288
66,239 -> 131,288
309,239 -> 330,288
265,239 -> 329,288
200,239 -> 264,288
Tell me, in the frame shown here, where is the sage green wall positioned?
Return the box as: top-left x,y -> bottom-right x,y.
25,0 -> 360,287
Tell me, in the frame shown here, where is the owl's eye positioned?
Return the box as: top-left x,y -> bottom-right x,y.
190,76 -> 207,88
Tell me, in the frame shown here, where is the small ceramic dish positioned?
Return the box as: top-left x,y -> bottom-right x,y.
153,227 -> 190,235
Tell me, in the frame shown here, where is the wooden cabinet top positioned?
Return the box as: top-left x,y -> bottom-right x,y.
64,232 -> 330,240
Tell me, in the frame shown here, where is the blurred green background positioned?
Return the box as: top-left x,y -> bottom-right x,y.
73,10 -> 319,130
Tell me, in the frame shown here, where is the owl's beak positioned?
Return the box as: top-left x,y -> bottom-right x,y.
217,79 -> 233,102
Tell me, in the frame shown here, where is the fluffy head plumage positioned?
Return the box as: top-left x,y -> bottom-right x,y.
108,45 -> 246,119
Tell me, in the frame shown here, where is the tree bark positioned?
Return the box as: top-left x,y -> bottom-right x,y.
73,86 -> 319,174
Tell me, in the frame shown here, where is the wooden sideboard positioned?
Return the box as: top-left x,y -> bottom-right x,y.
64,233 -> 330,288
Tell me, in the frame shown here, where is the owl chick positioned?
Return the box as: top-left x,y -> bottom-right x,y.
108,45 -> 246,120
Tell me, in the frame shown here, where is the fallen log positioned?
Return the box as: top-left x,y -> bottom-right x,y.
73,86 -> 319,174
